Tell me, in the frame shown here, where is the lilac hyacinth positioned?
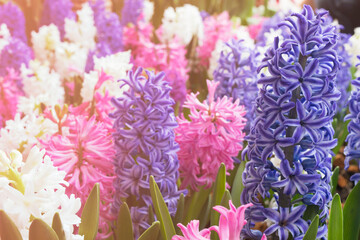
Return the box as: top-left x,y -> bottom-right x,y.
241,5 -> 340,239
0,2 -> 27,43
344,76 -> 360,183
110,68 -> 184,237
121,0 -> 144,26
85,0 -> 123,72
213,38 -> 259,131
41,0 -> 75,39
0,38 -> 32,80
256,11 -> 289,47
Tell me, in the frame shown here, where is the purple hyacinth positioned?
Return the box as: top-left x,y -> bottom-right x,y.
241,5 -> 340,240
0,38 -> 32,83
0,2 -> 27,43
40,0 -> 75,39
121,0 -> 144,26
213,38 -> 259,132
110,68 -> 184,237
344,74 -> 360,184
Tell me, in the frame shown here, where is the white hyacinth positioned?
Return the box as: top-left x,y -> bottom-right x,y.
64,3 -> 97,52
143,0 -> 154,23
0,114 -> 57,156
161,4 -> 204,45
19,60 -> 64,114
0,146 -> 82,240
31,24 -> 61,66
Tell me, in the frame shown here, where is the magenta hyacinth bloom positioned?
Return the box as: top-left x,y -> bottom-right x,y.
176,80 -> 247,190
42,115 -> 115,237
172,201 -> 266,240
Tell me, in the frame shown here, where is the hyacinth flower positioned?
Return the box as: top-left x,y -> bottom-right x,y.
344,77 -> 360,184
197,12 -> 233,69
41,0 -> 76,39
213,38 -> 259,132
175,80 -> 246,190
110,68 -> 184,236
241,5 -> 340,239
42,114 -> 115,237
172,201 -> 266,240
121,0 -> 144,26
0,2 -> 27,43
0,37 -> 33,78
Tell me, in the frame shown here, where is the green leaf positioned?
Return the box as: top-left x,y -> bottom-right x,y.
0,210 -> 22,240
148,205 -> 155,225
332,120 -> 349,156
149,175 -> 176,240
331,166 -> 340,196
303,215 -> 319,240
220,190 -> 231,209
344,181 -> 360,240
115,202 -> 134,240
173,193 -> 185,232
303,205 -> 319,221
138,222 -> 160,240
183,187 -> 211,224
52,213 -> 66,240
328,194 -> 343,240
79,183 -> 100,240
199,195 -> 212,229
29,218 -> 59,240
231,160 -> 246,207
210,163 -> 226,226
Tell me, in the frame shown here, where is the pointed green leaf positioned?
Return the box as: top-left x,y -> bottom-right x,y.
328,194 -> 343,240
148,205 -> 155,225
115,202 -> 134,240
231,160 -> 246,207
0,210 -> 22,240
52,213 -> 65,240
210,163 -> 226,226
149,175 -> 176,240
303,215 -> 319,240
199,195 -> 212,229
173,193 -> 185,230
220,190 -> 231,209
29,218 -> 59,240
138,221 -> 160,240
183,186 -> 211,224
331,166 -> 340,196
344,181 -> 360,240
79,183 -> 100,240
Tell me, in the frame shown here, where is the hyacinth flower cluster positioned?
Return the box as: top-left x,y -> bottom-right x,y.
172,201 -> 266,240
41,0 -> 76,39
213,38 -> 259,131
175,80 -> 246,189
344,76 -> 360,184
0,2 -> 27,43
110,68 -> 184,236
241,5 -> 340,239
121,0 -> 144,26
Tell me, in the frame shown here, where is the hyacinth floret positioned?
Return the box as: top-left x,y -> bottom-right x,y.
344,69 -> 360,183
121,0 -> 144,26
175,80 -> 247,190
110,67 -> 184,236
241,5 -> 340,239
213,38 -> 259,131
41,0 -> 76,39
0,2 -> 27,43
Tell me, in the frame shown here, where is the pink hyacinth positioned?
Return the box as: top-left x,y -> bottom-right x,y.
197,12 -> 233,68
175,80 -> 247,190
0,69 -> 22,127
172,201 -> 267,240
172,220 -> 211,240
42,115 -> 115,237
123,22 -> 189,105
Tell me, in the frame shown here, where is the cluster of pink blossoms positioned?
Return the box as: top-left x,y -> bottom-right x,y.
123,21 -> 189,105
173,201 -> 267,240
175,80 -> 247,190
197,12 -> 233,68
